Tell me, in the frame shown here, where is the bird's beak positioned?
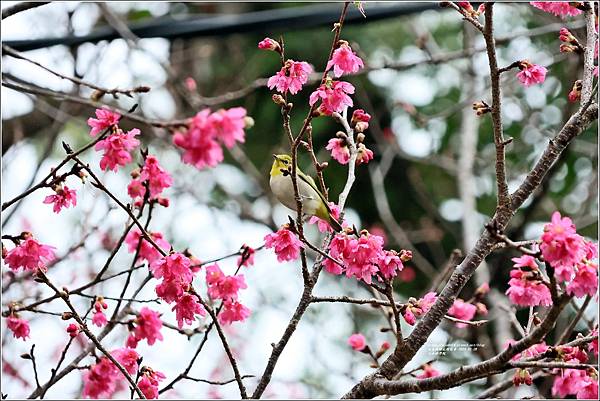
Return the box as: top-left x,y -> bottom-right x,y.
272,154 -> 280,161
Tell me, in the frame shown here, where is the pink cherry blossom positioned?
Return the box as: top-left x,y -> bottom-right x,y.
138,369 -> 166,399
4,236 -> 56,272
125,229 -> 170,265
309,202 -> 343,232
267,60 -> 313,95
326,42 -> 364,77
417,364 -> 440,379
82,358 -> 118,398
112,347 -> 140,375
343,233 -> 384,284
264,226 -> 304,262
348,333 -> 366,351
352,108 -> 371,132
516,61 -> 547,87
95,128 -> 140,172
133,307 -> 164,346
356,143 -> 374,165
506,268 -> 552,307
552,368 -> 586,397
530,2 -> 582,18
67,323 -> 80,338
566,261 -> 598,298
448,299 -> 477,328
209,107 -> 247,149
309,80 -> 355,115
172,293 -> 206,328
378,250 -> 404,280
6,315 -> 30,340
540,211 -> 586,271
139,155 -> 172,199
326,138 -> 350,164
218,299 -> 251,325
402,292 -> 437,325
185,77 -> 197,92
258,37 -> 280,52
92,311 -> 108,327
577,376 -> 599,400
87,107 -> 121,137
43,185 -> 77,213
173,109 -> 223,170
150,252 -> 193,283
205,263 -> 247,300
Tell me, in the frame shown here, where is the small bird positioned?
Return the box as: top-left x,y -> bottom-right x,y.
270,154 -> 343,232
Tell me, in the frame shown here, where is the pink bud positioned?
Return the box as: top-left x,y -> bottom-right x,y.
258,37 -> 281,52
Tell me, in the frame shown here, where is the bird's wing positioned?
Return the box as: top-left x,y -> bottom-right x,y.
297,170 -> 333,214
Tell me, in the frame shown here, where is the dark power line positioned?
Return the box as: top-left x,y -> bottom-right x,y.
3,3 -> 437,52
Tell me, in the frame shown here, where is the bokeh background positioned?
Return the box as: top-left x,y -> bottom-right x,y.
1,2 -> 597,399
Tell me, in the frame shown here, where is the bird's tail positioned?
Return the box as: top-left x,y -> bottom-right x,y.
328,215 -> 344,232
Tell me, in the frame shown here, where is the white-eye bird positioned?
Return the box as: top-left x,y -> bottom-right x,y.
270,154 -> 343,232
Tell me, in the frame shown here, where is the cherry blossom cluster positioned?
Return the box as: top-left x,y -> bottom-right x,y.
128,155 -> 173,207
530,1 -> 584,18
82,347 -> 165,399
324,229 -> 411,284
506,212 -> 598,307
509,335 -> 598,399
205,263 -> 251,325
259,36 -> 375,165
173,107 -> 252,170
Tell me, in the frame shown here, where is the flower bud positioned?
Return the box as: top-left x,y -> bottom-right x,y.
61,312 -> 74,320
272,94 -> 286,107
400,249 -> 413,262
258,37 -> 281,53
560,43 -> 578,53
472,100 -> 491,116
157,197 -> 170,208
244,116 -> 255,129
20,353 -> 32,360
356,133 -> 366,143
354,121 -> 369,133
130,168 -> 141,179
317,162 -> 329,171
335,131 -> 347,139
568,80 -> 583,102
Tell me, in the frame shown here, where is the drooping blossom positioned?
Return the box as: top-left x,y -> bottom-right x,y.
92,297 -> 108,327
566,260 -> 598,298
448,299 -> 477,328
309,202 -> 343,232
267,60 -> 313,95
151,253 -> 194,303
82,358 -> 118,398
125,229 -> 170,265
530,2 -> 582,18
132,307 -> 163,346
95,128 -> 140,172
310,79 -> 355,115
135,155 -> 173,200
6,315 -> 30,340
516,61 -> 547,87
417,363 -> 440,379
218,299 -> 251,325
209,107 -> 248,149
67,323 -> 80,338
4,235 -> 55,273
552,368 -> 587,397
513,368 -> 534,386
506,255 -> 552,307
540,211 -> 585,271
237,244 -> 255,267
137,368 -> 166,399
264,225 -> 304,262
348,333 -> 366,351
326,137 -> 351,164
402,292 -> 437,325
258,37 -> 280,52
172,293 -> 206,328
87,107 -> 121,137
326,42 -> 364,77
43,185 -> 77,213
378,250 -> 404,280
457,2 -> 485,17
173,110 -> 224,170
356,143 -> 374,165
351,108 -> 371,132
112,348 -> 140,375
205,263 -> 247,300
